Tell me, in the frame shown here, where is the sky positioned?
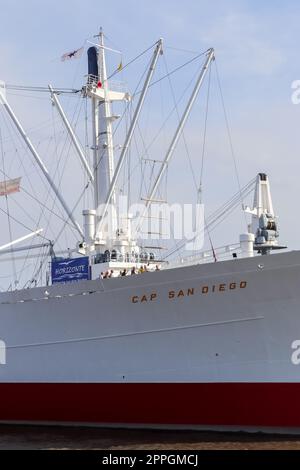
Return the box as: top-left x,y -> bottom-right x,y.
1,0 -> 300,285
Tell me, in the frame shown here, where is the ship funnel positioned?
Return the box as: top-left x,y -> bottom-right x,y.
88,47 -> 98,79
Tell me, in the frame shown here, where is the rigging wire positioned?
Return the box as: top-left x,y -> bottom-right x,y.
0,94 -> 86,287
165,46 -> 200,55
136,59 -> 206,167
0,106 -> 74,244
5,47 -> 209,98
134,49 -> 210,97
54,182 -> 91,248
25,119 -> 87,284
196,64 -> 217,259
160,55 -> 200,260
163,54 -> 198,191
0,263 -> 34,280
0,40 -> 165,287
0,203 -> 50,241
18,122 -> 68,281
93,53 -> 152,176
133,53 -> 212,257
30,94 -> 85,278
0,164 -> 78,230
26,56 -> 89,287
198,63 -> 211,203
1,107 -> 65,284
107,41 -> 160,81
0,128 -> 18,287
0,41 -> 247,286
214,59 -> 248,229
4,191 -> 18,288
163,177 -> 256,260
131,60 -> 207,209
3,43 -> 211,253
4,41 -> 159,96
44,94 -> 84,239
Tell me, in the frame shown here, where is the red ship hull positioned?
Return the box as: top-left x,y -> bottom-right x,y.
0,383 -> 297,430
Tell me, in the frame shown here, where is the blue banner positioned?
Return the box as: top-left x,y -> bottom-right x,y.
51,257 -> 90,284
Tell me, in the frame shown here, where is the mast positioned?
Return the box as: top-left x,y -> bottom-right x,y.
91,29 -> 119,245
96,30 -> 117,212
86,30 -> 131,249
95,38 -> 163,239
85,32 -> 163,255
91,95 -> 99,214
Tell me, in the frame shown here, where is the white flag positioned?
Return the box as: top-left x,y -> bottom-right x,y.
0,177 -> 21,196
61,47 -> 84,62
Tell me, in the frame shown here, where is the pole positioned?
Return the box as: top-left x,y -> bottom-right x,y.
0,228 -> 44,252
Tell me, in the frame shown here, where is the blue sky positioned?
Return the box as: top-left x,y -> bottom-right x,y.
1,0 -> 299,88
1,0 -> 300,284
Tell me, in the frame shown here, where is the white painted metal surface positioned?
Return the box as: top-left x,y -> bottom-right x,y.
0,251 -> 298,383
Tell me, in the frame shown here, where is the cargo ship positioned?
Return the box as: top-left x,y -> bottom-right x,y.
0,30 -> 298,432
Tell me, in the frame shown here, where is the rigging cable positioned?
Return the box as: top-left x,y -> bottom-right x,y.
0,106 -> 74,246
107,41 -> 161,81
197,64 -> 217,259
134,53 -> 214,258
30,93 -> 85,279
0,128 -> 18,288
198,62 -> 211,203
94,52 -> 152,175
134,49 -> 210,96
5,47 -> 209,98
163,54 -> 198,190
163,177 -> 256,260
214,59 -> 248,229
134,55 -> 212,237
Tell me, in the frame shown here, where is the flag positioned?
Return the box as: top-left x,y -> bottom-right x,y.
61,47 -> 84,62
117,61 -> 123,72
0,177 -> 21,196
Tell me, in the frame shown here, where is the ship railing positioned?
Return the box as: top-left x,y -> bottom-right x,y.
86,75 -> 127,92
86,74 -> 98,86
92,252 -> 164,265
167,243 -> 241,269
